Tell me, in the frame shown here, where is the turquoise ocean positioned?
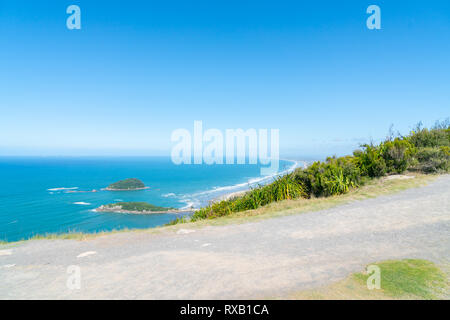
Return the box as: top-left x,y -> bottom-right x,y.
0,157 -> 298,242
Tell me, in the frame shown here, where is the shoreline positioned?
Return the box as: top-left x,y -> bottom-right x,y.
214,190 -> 249,202
211,159 -> 304,204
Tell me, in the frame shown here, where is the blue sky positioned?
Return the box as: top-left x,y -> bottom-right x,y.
0,0 -> 449,157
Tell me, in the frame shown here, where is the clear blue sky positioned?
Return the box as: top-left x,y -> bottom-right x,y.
0,0 -> 449,157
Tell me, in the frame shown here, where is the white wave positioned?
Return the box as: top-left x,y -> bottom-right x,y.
193,159 -> 300,197
47,187 -> 79,191
73,202 -> 91,205
162,193 -> 176,198
178,198 -> 200,210
114,199 -> 123,202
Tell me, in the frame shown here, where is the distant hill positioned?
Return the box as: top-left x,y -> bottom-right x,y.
105,178 -> 148,191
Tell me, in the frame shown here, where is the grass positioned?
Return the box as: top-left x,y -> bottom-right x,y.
354,259 -> 448,299
0,225 -> 169,246
0,173 -> 439,245
28,231 -> 112,241
26,227 -> 164,241
287,259 -> 448,300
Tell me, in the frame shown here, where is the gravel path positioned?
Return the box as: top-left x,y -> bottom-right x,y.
1,175 -> 449,299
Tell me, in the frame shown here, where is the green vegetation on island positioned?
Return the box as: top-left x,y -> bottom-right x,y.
97,201 -> 174,213
106,178 -> 148,190
168,119 -> 450,225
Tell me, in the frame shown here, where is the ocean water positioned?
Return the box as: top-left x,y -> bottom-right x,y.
0,157 -> 297,242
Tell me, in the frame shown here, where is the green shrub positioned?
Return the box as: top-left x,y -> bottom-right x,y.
410,147 -> 450,173
191,173 -> 307,221
380,138 -> 416,173
353,144 -> 387,177
409,120 -> 450,148
441,146 -> 450,156
165,216 -> 189,225
294,156 -> 360,197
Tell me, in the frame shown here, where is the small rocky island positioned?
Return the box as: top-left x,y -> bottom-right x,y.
105,178 -> 149,191
96,202 -> 187,214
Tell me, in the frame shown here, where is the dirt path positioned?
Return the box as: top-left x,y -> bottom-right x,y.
1,175 -> 449,299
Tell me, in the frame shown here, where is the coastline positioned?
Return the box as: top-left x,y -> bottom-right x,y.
1,158 -> 305,242
95,160 -> 302,215
214,190 -> 249,202
210,159 -> 305,204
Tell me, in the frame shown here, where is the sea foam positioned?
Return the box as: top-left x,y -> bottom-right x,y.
48,187 -> 79,191
73,202 -> 91,205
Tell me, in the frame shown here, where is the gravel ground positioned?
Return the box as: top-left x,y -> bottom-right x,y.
0,175 -> 449,299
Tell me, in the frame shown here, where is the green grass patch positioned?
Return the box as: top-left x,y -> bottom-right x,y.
354,259 -> 447,299
285,259 -> 448,300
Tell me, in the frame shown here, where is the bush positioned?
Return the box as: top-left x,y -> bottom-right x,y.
409,120 -> 450,148
380,138 -> 416,173
294,156 -> 361,197
191,173 -> 307,221
353,139 -> 416,176
165,216 -> 189,225
410,147 -> 450,173
353,144 -> 387,177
